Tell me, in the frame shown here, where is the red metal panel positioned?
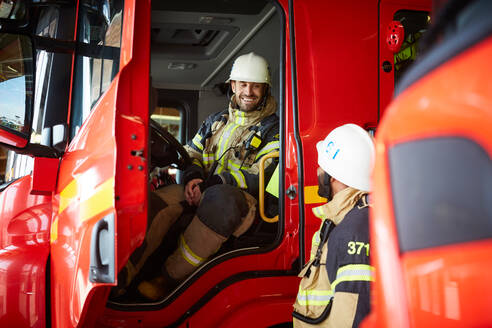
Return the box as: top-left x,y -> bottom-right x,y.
98,276 -> 299,328
368,35 -> 492,328
402,241 -> 492,327
0,176 -> 51,327
51,78 -> 119,328
31,157 -> 59,195
293,0 -> 379,261
0,130 -> 28,148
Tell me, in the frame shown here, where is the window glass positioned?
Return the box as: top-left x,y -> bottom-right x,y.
0,33 -> 33,136
393,10 -> 430,83
70,0 -> 123,138
151,107 -> 182,142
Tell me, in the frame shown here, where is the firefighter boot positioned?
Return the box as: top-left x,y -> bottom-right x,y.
111,185 -> 185,298
137,215 -> 227,300
136,185 -> 257,300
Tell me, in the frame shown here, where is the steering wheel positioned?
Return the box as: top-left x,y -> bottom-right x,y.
150,119 -> 191,170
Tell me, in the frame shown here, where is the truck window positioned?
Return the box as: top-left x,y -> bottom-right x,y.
70,0 -> 123,138
152,107 -> 182,142
2,5 -> 76,182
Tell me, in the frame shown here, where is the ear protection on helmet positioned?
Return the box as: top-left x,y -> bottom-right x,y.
386,20 -> 405,53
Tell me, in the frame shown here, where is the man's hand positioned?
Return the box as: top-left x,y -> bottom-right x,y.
185,178 -> 203,206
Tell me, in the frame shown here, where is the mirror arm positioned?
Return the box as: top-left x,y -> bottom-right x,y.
1,142 -> 60,158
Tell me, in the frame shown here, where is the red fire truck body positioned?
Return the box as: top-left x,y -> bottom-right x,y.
0,0 -> 433,327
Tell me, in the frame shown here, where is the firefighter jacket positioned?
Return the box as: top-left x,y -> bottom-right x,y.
293,188 -> 374,328
183,94 -> 279,198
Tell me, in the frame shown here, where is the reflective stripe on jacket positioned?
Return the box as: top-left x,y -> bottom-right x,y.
183,95 -> 279,197
293,189 -> 374,328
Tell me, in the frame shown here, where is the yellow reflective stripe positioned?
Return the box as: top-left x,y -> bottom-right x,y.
217,123 -> 239,167
304,185 -> 327,204
332,264 -> 375,291
312,205 -> 326,219
310,230 -> 321,260
216,163 -> 224,174
227,160 -> 242,171
179,234 -> 205,267
202,153 -> 215,165
192,134 -> 203,151
234,110 -> 246,125
192,158 -> 203,168
230,170 -> 247,188
312,231 -> 320,247
255,141 -> 279,160
296,288 -> 333,306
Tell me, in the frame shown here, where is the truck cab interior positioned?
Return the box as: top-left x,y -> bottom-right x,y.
109,0 -> 284,305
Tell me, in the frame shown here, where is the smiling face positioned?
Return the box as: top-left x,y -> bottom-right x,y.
231,80 -> 267,112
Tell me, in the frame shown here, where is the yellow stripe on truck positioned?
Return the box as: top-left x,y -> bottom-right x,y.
304,185 -> 327,204
58,177 -> 114,219
59,179 -> 79,213
79,177 -> 114,222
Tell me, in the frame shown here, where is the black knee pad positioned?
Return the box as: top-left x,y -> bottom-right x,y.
196,184 -> 249,237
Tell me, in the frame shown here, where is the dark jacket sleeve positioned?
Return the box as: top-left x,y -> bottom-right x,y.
326,204 -> 372,328
182,111 -> 227,185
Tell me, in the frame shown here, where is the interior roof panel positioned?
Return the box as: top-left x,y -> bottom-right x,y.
151,0 -> 268,15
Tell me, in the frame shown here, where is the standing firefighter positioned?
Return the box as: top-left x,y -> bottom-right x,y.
113,52 -> 279,301
293,124 -> 375,327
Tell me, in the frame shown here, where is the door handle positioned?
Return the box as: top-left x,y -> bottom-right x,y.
89,213 -> 115,283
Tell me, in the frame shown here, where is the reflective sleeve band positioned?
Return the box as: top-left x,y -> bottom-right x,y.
192,134 -> 204,151
255,140 -> 280,160
179,234 -> 206,267
310,231 -> 321,260
296,288 -> 334,306
192,158 -> 203,168
230,170 -> 247,188
228,160 -> 242,170
331,264 -> 375,291
202,153 -> 214,165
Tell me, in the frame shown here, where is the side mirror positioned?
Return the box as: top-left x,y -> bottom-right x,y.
0,32 -> 34,148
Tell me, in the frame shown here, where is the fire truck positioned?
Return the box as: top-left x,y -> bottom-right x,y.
363,0 -> 492,327
0,0 -> 441,327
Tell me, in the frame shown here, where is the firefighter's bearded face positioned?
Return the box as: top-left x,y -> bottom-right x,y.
231,80 -> 267,112
317,167 -> 333,201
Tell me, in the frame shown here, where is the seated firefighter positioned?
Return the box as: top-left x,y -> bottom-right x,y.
113,52 -> 279,301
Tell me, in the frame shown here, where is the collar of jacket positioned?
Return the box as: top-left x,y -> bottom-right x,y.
312,187 -> 367,225
228,95 -> 277,126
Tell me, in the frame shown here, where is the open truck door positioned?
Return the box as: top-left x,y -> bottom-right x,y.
50,0 -> 150,327
0,0 -> 150,327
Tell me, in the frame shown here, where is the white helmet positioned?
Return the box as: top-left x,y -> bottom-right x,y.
316,124 -> 375,192
227,52 -> 271,86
